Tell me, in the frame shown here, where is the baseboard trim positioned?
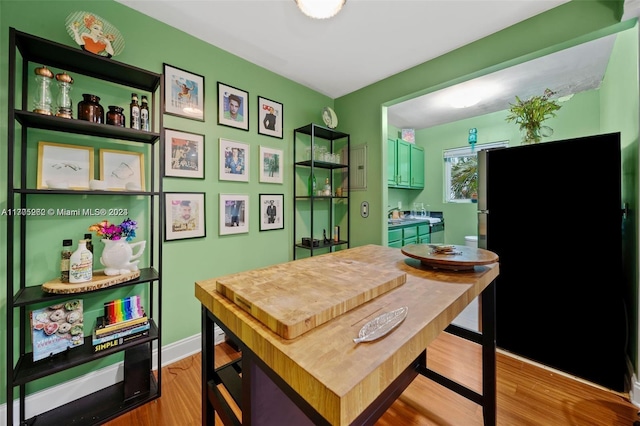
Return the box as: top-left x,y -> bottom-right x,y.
1,333 -> 202,425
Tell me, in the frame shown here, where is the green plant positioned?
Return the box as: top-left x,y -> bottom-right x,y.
505,88 -> 561,144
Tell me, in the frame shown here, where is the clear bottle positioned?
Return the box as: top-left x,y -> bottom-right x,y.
323,177 -> 331,196
308,172 -> 316,196
140,95 -> 150,131
69,239 -> 93,283
60,239 -> 72,282
130,93 -> 141,130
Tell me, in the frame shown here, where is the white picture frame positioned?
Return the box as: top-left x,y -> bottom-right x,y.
259,146 -> 283,184
219,138 -> 250,182
220,194 -> 249,235
99,149 -> 145,191
165,192 -> 206,241
164,128 -> 205,179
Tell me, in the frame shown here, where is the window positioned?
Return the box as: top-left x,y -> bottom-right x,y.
444,141 -> 508,202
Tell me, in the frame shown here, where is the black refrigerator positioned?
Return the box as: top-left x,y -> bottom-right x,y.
477,132 -> 626,391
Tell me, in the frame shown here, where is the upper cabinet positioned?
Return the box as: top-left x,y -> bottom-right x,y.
388,138 -> 424,189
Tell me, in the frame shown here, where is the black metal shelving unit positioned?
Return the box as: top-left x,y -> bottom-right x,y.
5,28 -> 163,425
293,123 -> 350,259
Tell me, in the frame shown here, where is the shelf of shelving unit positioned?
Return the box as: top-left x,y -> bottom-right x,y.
293,123 -> 350,259
6,27 -> 163,426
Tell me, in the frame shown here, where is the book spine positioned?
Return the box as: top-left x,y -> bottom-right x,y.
93,330 -> 149,353
95,319 -> 149,338
92,323 -> 150,345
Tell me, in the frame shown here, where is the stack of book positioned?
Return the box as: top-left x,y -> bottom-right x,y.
93,295 -> 149,353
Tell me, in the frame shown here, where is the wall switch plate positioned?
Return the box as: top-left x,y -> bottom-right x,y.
361,201 -> 369,218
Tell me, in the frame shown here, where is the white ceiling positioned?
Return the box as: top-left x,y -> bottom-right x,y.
115,0 -> 619,130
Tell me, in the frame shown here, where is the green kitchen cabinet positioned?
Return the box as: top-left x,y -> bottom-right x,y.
388,139 -> 423,189
417,224 -> 430,244
410,144 -> 424,189
387,138 -> 410,187
388,228 -> 403,248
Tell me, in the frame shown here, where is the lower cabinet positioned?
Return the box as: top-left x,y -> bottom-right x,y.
388,224 -> 431,247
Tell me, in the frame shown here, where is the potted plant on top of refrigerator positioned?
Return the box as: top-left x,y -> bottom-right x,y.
505,88 -> 562,144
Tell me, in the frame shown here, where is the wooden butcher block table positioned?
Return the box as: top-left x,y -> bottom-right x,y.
196,244 -> 500,426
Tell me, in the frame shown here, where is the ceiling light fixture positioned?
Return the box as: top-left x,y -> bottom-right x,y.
295,0 -> 346,19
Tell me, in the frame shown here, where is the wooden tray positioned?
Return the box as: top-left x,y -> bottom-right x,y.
401,244 -> 499,271
215,256 -> 407,339
42,270 -> 141,294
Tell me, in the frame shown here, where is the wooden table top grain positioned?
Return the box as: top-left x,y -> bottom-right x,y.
195,244 -> 500,425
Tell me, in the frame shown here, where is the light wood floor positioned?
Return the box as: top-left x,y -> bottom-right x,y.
104,332 -> 639,425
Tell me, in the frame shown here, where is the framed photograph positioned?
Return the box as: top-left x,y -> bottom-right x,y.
259,194 -> 284,231
37,141 -> 94,189
164,63 -> 204,121
219,138 -> 250,182
220,194 -> 249,235
257,96 -> 283,139
218,82 -> 249,131
100,149 -> 145,191
165,192 -> 206,241
259,146 -> 283,184
164,128 -> 205,179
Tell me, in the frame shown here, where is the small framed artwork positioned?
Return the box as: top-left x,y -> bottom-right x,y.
259,194 -> 284,231
219,138 -> 250,182
259,146 -> 283,184
165,192 -> 206,241
257,96 -> 283,139
220,194 -> 249,235
164,63 -> 204,121
37,141 -> 94,189
218,82 -> 249,131
99,149 -> 145,191
164,128 -> 205,179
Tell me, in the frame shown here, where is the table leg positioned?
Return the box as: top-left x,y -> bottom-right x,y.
481,280 -> 496,426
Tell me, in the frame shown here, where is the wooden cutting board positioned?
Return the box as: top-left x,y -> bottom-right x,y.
215,256 -> 407,339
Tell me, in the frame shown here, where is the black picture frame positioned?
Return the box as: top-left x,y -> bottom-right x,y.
257,96 -> 283,139
259,193 -> 284,231
165,192 -> 206,241
163,63 -> 205,121
218,82 -> 249,131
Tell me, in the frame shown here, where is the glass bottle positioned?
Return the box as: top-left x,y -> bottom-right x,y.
78,94 -> 104,123
308,172 -> 316,196
55,72 -> 74,119
323,177 -> 331,196
33,65 -> 54,115
106,106 -> 125,127
69,239 -> 93,284
130,93 -> 141,130
84,233 -> 93,254
140,95 -> 150,131
60,239 -> 72,283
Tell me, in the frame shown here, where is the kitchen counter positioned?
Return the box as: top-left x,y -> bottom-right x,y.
196,244 -> 499,425
387,217 -> 443,229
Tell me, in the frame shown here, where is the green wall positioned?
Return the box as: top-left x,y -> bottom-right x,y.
1,0 -> 637,408
0,0 -> 333,403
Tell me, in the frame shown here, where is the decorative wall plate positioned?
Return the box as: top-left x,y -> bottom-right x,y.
66,11 -> 125,58
322,106 -> 338,129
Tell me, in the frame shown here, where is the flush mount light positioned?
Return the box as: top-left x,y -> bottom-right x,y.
295,0 -> 346,19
